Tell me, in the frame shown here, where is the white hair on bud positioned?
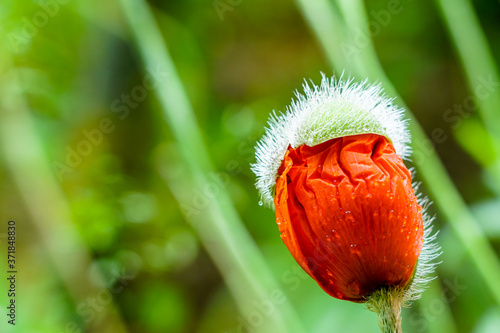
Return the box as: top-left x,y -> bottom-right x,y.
252,74 -> 411,207
402,182 -> 442,305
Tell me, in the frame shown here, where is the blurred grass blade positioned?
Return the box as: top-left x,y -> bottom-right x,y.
294,0 -> 363,78
434,0 -> 500,182
417,279 -> 458,333
0,51 -> 128,333
118,0 -> 306,332
295,0 -> 500,309
436,0 -> 500,150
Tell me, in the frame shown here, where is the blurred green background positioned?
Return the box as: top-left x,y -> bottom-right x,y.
1,0 -> 500,332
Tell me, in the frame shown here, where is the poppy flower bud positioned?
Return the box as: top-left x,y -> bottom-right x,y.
252,75 -> 440,331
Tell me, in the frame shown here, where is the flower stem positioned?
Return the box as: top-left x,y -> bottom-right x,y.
368,288 -> 404,333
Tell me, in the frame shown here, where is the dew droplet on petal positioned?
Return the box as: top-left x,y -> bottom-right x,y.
347,279 -> 361,295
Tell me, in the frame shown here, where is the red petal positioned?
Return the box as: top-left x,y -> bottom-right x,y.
275,134 -> 424,302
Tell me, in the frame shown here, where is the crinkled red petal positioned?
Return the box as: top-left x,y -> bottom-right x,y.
275,134 -> 424,302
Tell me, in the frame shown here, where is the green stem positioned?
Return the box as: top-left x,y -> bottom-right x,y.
368,288 -> 404,333
296,0 -> 500,309
118,1 -> 306,332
